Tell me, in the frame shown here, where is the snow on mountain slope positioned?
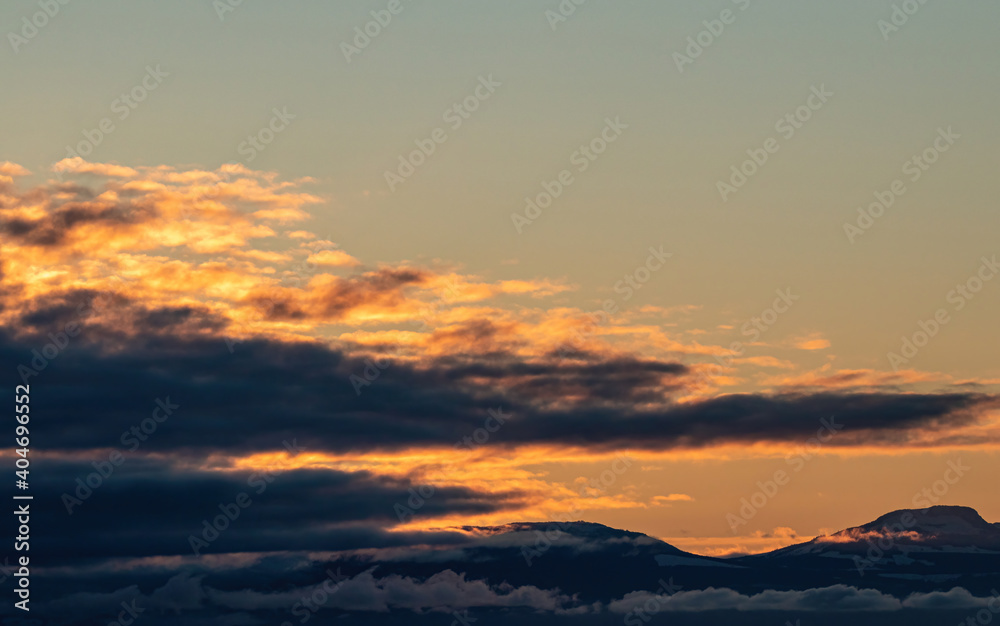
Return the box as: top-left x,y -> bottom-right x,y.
742,506 -> 1000,561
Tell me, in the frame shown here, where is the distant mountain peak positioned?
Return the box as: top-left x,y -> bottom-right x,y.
850,505 -> 994,538
459,520 -> 653,542
453,520 -> 693,557
750,505 -> 1000,561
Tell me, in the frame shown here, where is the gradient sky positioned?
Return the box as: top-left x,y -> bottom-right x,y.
2,0 -> 999,569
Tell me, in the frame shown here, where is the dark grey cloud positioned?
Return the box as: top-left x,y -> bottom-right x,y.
0,190 -> 152,246
3,308 -> 992,458
31,458 -> 516,563
608,584 -> 904,613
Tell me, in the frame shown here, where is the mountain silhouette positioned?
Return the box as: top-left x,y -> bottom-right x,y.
314,506 -> 1000,610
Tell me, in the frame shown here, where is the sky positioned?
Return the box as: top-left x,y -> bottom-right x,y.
2,0 -> 1000,584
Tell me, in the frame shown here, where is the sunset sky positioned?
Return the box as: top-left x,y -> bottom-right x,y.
3,0 -> 999,575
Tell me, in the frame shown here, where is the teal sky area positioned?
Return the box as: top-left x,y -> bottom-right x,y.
3,0 -> 999,380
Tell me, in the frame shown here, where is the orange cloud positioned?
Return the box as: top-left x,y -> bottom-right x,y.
307,249 -> 362,267
0,161 -> 31,184
792,333 -> 831,350
652,494 -> 694,505
763,367 -> 945,390
815,528 -> 926,544
53,157 -> 138,178
668,527 -> 805,557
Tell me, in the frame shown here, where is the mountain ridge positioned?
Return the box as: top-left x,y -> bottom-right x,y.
740,505 -> 1000,561
462,505 -> 999,559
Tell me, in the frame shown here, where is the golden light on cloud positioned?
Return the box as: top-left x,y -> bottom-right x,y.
14,9 -> 1000,619
793,334 -> 831,351
4,159 -> 999,552
666,527 -> 806,557
306,249 -> 362,267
